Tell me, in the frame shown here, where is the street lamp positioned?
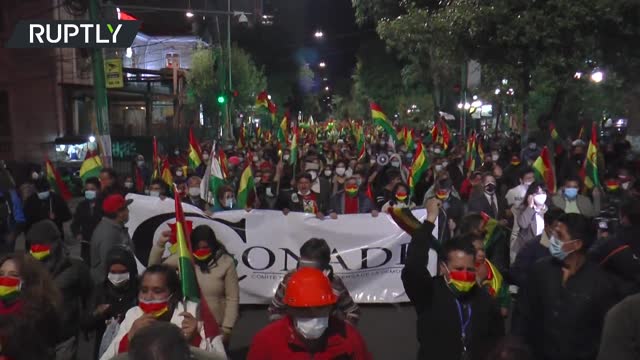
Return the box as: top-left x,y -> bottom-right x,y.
591,70 -> 604,83
319,62 -> 326,68
464,103 -> 471,110
314,30 -> 324,38
324,86 -> 330,91
457,103 -> 464,109
185,10 -> 194,17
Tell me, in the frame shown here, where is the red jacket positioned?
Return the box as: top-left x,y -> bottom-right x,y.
247,316 -> 372,360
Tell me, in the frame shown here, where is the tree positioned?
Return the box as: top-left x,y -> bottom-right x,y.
186,48 -> 219,131
226,45 -> 267,110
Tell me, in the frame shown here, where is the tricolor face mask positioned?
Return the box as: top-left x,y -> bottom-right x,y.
0,276 -> 22,303
138,296 -> 172,318
443,263 -> 476,297
193,247 -> 213,262
30,244 -> 52,261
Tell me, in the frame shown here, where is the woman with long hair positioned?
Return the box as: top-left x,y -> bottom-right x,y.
381,182 -> 416,213
100,264 -> 227,360
513,181 -> 548,258
0,253 -> 61,359
150,225 -> 240,346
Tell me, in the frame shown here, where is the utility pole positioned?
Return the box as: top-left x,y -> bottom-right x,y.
89,0 -> 112,166
224,0 -> 234,142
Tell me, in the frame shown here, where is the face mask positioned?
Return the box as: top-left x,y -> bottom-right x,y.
345,185 -> 359,197
225,198 -> 234,208
37,191 -> 50,200
299,189 -> 311,196
138,297 -> 171,318
308,171 -> 318,181
396,191 -> 408,202
137,160 -> 145,167
107,272 -> 130,287
492,154 -> 500,161
533,194 -> 547,205
484,184 -> 496,194
528,143 -> 537,150
174,150 -> 180,156
254,176 -> 262,184
442,161 -> 448,168
434,148 -> 442,154
176,171 -> 183,177
335,167 -> 346,176
406,154 -> 414,162
549,236 -> 576,261
435,165 -> 443,172
621,182 -> 631,190
391,161 -> 401,168
511,159 -> 521,166
124,181 -> 134,189
523,180 -> 533,187
444,264 -> 476,295
324,169 -> 332,177
283,154 -> 290,161
188,187 -> 200,197
370,159 -> 376,165
436,189 -> 449,200
253,156 -> 259,162
149,191 -> 160,198
295,316 -> 329,340
356,178 -> 363,187
564,188 -> 578,199
193,247 -> 213,262
345,169 -> 353,178
202,153 -> 209,161
31,172 -> 39,180
85,190 -> 97,200
30,244 -> 51,261
0,276 -> 21,303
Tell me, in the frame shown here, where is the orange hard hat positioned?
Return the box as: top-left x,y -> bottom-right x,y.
284,267 -> 337,308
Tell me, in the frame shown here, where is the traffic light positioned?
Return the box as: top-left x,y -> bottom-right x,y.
217,94 -> 226,104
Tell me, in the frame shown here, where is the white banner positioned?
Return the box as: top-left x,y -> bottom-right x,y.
126,194 -> 437,304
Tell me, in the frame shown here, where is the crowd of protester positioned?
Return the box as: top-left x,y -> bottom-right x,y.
0,126 -> 639,360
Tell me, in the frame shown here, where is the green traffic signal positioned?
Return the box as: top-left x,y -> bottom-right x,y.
217,95 -> 226,104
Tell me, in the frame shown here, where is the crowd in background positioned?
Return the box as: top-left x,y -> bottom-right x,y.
0,125 -> 639,360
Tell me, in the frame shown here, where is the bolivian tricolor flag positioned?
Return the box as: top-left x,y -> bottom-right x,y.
581,122 -> 600,190
80,151 -> 103,183
409,142 -> 429,197
405,128 -> 416,152
277,113 -> 289,146
45,159 -> 72,201
370,102 -> 398,142
0,276 -> 21,303
290,125 -> 299,166
532,146 -> 556,193
188,128 -> 203,170
354,124 -> 366,161
161,158 -> 173,188
173,188 -> 220,339
236,162 -> 254,209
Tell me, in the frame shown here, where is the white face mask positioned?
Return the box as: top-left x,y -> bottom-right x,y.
442,161 -> 449,168
434,148 -> 442,154
324,169 -> 332,177
299,189 -> 311,196
107,272 -> 130,286
622,182 -> 631,190
391,161 -> 401,168
202,153 -> 209,161
37,191 -> 50,200
492,154 -> 500,161
345,169 -> 353,178
188,187 -> 200,197
335,167 -> 346,176
124,181 -> 134,189
225,198 -> 234,208
137,160 -> 145,167
534,193 -> 547,206
523,180 -> 534,187
253,156 -> 259,162
176,171 -> 183,177
283,154 -> 290,161
31,172 -> 40,180
149,191 -> 160,198
435,165 -> 443,172
295,317 -> 329,339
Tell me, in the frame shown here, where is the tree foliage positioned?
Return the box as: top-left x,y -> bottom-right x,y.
352,0 -> 640,131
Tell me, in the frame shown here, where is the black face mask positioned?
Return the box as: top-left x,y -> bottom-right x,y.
485,184 -> 496,194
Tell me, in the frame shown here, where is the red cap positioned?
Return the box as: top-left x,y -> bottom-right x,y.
102,194 -> 133,214
228,156 -> 241,166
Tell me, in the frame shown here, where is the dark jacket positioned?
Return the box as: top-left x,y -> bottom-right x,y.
23,192 -> 71,234
280,191 -> 329,215
71,199 -> 102,242
512,257 -> 621,360
597,293 -> 640,360
589,232 -> 640,296
182,196 -> 207,211
402,220 -> 504,360
508,237 -> 549,287
90,217 -> 135,284
468,192 -> 507,220
82,247 -> 138,358
328,191 -> 374,215
51,255 -> 93,343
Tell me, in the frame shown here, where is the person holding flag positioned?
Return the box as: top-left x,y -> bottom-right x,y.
101,187 -> 227,359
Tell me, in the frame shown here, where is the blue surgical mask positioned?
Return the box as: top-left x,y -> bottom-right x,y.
37,191 -> 50,200
564,188 -> 578,199
84,190 -> 97,200
549,236 -> 575,261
